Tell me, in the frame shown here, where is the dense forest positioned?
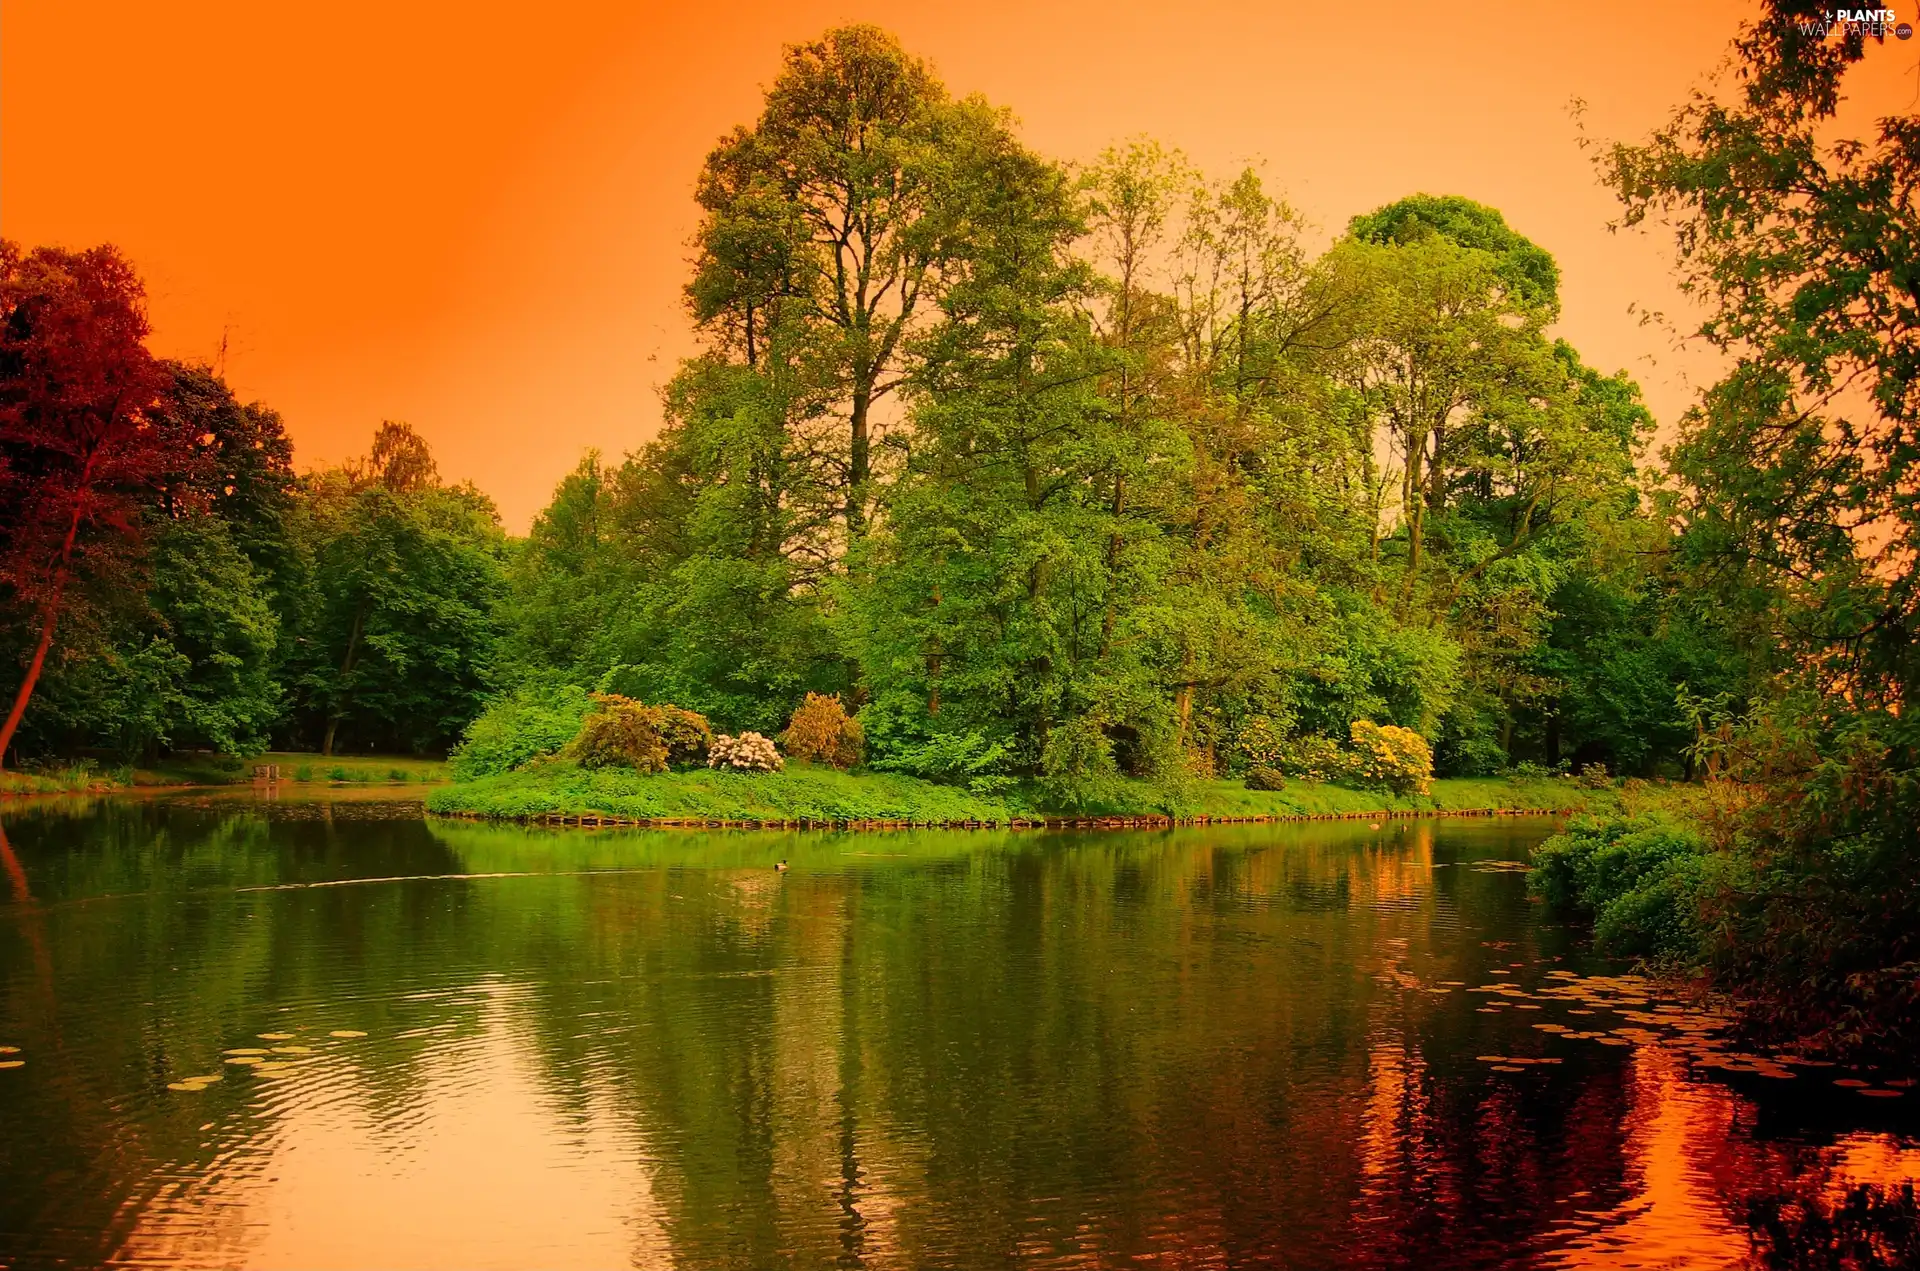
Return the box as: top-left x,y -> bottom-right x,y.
0,35 -> 1746,788
2,4 -> 1915,1048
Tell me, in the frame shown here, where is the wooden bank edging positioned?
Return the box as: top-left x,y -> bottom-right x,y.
427,805 -> 1583,831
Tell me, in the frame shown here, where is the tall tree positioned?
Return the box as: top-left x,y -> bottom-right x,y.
285,424 -> 506,756
1599,0 -> 1920,1049
688,25 -> 1012,537
0,243 -> 180,766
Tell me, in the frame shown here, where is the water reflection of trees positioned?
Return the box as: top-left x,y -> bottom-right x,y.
1,805 -> 1916,1267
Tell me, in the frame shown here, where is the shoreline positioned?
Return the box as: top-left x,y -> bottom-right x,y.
428,803 -> 1584,831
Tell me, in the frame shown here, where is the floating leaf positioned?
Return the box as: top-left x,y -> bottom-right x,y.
224,1057 -> 262,1066
166,1081 -> 204,1092
257,1033 -> 295,1041
0,1045 -> 19,1054
1834,1078 -> 1871,1088
0,1060 -> 22,1070
329,1031 -> 367,1039
1860,1089 -> 1903,1099
223,1048 -> 268,1056
270,1046 -> 314,1055
1492,1064 -> 1525,1073
253,1063 -> 295,1076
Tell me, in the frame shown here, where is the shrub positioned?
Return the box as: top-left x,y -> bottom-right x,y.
1234,715 -> 1288,769
1348,720 -> 1433,795
655,705 -> 715,767
1579,761 -> 1612,789
451,684 -> 594,780
1275,734 -> 1353,783
1244,764 -> 1287,792
871,730 -> 1016,795
1529,813 -> 1716,959
782,692 -> 863,769
564,695 -> 713,773
1039,715 -> 1125,811
709,731 -> 783,772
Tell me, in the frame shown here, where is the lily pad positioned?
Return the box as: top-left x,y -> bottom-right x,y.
0,1060 -> 22,1070
329,1030 -> 368,1039
257,1033 -> 296,1041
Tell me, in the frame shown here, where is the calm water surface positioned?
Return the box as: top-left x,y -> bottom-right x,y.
0,792 -> 1915,1269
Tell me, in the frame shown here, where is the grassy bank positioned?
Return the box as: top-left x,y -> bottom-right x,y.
427,763 -> 1011,823
129,751 -> 449,786
429,762 -> 1637,826
0,763 -> 126,796
3,752 -> 450,796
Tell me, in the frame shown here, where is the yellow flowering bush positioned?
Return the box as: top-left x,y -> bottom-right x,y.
1347,720 -> 1433,795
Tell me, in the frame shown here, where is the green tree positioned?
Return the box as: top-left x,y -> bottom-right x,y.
688,25 -> 1020,537
1597,0 -> 1920,1052
285,424 -> 506,756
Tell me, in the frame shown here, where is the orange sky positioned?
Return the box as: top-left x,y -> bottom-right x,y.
5,1 -> 1917,530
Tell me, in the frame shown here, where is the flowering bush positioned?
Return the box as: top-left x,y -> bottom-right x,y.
656,705 -> 715,767
1347,720 -> 1433,795
709,731 -> 783,772
781,692 -> 863,769
1274,734 -> 1354,783
564,695 -> 712,773
1244,764 -> 1287,792
1234,714 -> 1289,769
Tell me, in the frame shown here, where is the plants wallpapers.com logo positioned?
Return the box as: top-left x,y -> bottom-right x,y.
1800,8 -> 1915,37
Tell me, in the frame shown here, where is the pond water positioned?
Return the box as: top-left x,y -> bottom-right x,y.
0,792 -> 1914,1269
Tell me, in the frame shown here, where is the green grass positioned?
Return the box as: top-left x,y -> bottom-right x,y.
428,762 -> 1011,823
0,762 -> 125,796
1180,774 -> 1617,818
128,751 -> 451,786
429,762 -> 1639,825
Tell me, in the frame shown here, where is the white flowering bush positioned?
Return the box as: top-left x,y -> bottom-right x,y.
708,731 -> 784,772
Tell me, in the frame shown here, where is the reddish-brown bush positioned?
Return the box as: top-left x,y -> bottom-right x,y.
781,692 -> 863,769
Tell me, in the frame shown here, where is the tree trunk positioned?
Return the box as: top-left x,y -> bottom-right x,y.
322,599 -> 369,758
0,486 -> 88,769
847,381 -> 871,538
1098,474 -> 1125,658
0,600 -> 60,771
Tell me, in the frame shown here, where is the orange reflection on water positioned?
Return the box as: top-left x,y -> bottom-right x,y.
116,982 -> 669,1270
1547,1046 -> 1751,1269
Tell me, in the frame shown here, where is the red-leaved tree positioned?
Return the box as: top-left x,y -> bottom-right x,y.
0,242 -> 180,767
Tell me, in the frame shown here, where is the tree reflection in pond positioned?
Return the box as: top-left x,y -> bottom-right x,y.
0,795 -> 1913,1268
